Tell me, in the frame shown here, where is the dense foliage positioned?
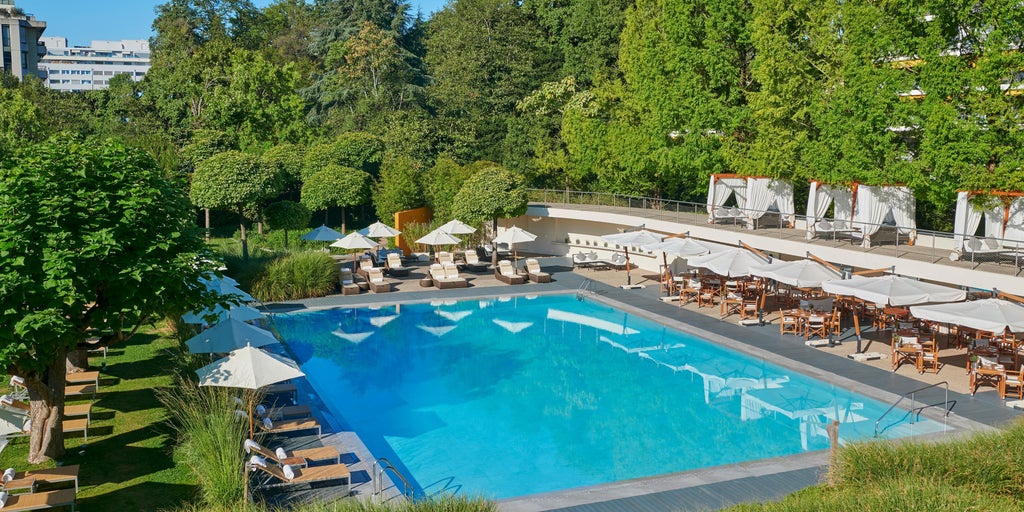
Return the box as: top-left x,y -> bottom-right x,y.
5,0 -> 1022,236
250,251 -> 340,301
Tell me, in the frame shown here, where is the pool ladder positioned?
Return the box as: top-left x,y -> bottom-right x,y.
874,381 -> 955,438
372,457 -> 417,504
577,279 -> 594,300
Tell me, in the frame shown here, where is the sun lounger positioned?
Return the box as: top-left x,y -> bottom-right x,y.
962,236 -> 1009,262
1,396 -> 91,422
244,439 -> 340,468
338,268 -> 361,295
249,457 -> 349,493
365,268 -> 392,293
64,384 -> 95,399
385,253 -> 410,277
256,404 -> 311,420
524,258 -> 551,283
434,264 -> 468,289
571,252 -> 590,269
65,371 -> 99,388
263,382 -> 297,401
436,251 -> 455,266
258,416 -> 322,437
463,250 -> 490,272
11,377 -> 95,400
495,260 -> 525,285
0,488 -> 77,511
2,465 -> 80,493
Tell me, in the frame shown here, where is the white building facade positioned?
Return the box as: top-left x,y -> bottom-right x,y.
39,37 -> 150,92
0,1 -> 46,81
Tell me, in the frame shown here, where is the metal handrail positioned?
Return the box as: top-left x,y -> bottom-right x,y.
528,188 -> 1024,273
373,457 -> 416,504
576,278 -> 593,300
874,381 -> 954,438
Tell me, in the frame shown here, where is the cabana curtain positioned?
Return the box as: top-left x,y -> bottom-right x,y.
851,185 -> 917,247
707,175 -> 793,227
806,183 -> 854,238
706,176 -> 747,222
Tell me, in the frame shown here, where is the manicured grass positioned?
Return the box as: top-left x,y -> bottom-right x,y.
1,324 -> 199,510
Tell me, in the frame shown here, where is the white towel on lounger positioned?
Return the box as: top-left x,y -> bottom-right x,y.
276,447 -> 288,460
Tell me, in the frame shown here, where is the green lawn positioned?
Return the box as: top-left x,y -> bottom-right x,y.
1,325 -> 199,510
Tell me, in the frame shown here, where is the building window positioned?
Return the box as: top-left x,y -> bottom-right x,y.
1,25 -> 10,47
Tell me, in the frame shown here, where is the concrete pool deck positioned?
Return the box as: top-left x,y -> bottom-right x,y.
261,256 -> 1024,511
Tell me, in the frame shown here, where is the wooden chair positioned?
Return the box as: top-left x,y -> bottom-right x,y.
678,278 -> 700,306
917,336 -> 940,374
740,295 -> 760,320
720,292 -> 743,318
970,359 -> 1005,396
697,282 -> 720,308
892,335 -> 922,372
1003,367 -> 1024,400
805,314 -> 828,340
825,308 -> 842,337
779,310 -> 800,335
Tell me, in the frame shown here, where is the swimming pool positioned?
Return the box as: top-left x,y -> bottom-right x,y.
274,294 -> 945,499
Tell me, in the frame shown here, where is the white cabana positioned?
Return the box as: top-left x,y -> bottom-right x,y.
805,182 -> 854,239
851,185 -> 917,247
951,191 -> 1024,259
821,275 -> 965,306
707,174 -> 795,228
910,298 -> 1024,334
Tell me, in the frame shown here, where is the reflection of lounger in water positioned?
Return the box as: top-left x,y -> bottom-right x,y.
598,335 -> 684,354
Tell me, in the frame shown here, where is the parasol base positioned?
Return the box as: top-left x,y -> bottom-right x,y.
847,352 -> 884,362
805,339 -> 832,348
1006,400 -> 1024,410
619,284 -> 645,290
738,319 -> 761,326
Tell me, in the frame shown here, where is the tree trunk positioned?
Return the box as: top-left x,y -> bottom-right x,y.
204,208 -> 211,241
491,217 -> 498,268
26,357 -> 67,463
238,206 -> 249,260
66,349 -> 90,373
257,207 -> 264,235
341,207 -> 347,233
323,209 -> 329,225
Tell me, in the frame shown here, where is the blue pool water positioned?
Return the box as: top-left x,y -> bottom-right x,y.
274,294 -> 945,499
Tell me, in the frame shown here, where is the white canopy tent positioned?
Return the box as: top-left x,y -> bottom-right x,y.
951,191 -> 1024,258
851,185 -> 917,247
707,175 -> 795,228
805,182 -> 854,239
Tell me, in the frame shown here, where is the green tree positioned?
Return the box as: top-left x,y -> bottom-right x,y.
261,143 -> 307,200
424,156 -> 474,221
0,87 -> 46,160
190,151 -> 279,259
451,163 -> 528,263
264,200 -> 312,249
0,137 -> 217,463
300,164 -> 372,232
373,156 -> 424,222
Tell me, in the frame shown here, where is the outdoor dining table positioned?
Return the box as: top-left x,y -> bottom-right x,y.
968,346 -> 1001,373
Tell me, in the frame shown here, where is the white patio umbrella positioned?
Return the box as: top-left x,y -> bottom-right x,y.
493,225 -> 537,269
200,272 -> 239,287
416,229 -> 462,259
185,318 -> 280,354
182,304 -> 264,325
437,219 -> 477,235
601,229 -> 665,285
910,299 -> 1024,334
821,275 -> 966,306
300,225 -> 344,242
687,248 -> 770,278
359,221 -> 401,238
201,279 -> 255,302
0,407 -> 29,437
331,231 -> 379,272
748,259 -> 842,288
196,344 -> 305,500
642,237 -> 720,258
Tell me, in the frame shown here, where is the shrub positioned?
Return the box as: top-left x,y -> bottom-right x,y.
251,251 -> 339,301
156,376 -> 252,508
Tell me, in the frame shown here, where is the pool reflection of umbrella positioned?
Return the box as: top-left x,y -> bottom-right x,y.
369,314 -> 399,327
546,308 -> 640,335
741,387 -> 866,449
185,318 -> 280,354
332,329 -> 374,344
183,304 -> 264,325
436,310 -> 473,322
601,228 -> 665,285
493,226 -> 537,270
493,319 -> 533,334
417,324 -> 457,337
331,231 -> 379,272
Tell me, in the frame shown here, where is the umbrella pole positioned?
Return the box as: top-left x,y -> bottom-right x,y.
853,308 -> 863,353
662,252 -> 669,296
245,396 -> 253,503
625,248 -> 631,285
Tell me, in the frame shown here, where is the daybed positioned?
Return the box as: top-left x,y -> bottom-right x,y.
524,258 -> 551,283
365,268 -> 392,293
495,260 -> 525,285
385,253 -> 411,277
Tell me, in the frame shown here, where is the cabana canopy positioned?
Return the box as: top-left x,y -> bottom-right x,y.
806,182 -> 917,247
707,174 -> 795,228
951,191 -> 1024,258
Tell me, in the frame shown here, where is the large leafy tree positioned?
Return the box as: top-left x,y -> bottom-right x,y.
0,138 -> 217,463
372,155 -> 424,221
451,163 -> 529,250
300,164 -> 372,232
190,150 -> 280,259
264,200 -> 312,249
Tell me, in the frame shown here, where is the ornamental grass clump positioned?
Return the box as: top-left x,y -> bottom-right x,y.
251,251 -> 339,301
168,494 -> 498,511
157,377 -> 251,508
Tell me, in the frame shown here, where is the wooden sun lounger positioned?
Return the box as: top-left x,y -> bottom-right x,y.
258,404 -> 311,420
64,371 -> 99,388
64,384 -> 95,399
251,461 -> 349,494
258,417 -> 322,437
246,439 -> 341,467
2,465 -> 80,493
1,397 -> 91,422
0,488 -> 77,511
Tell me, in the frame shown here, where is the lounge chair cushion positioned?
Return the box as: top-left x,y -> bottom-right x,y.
2,468 -> 12,483
276,447 -> 288,460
